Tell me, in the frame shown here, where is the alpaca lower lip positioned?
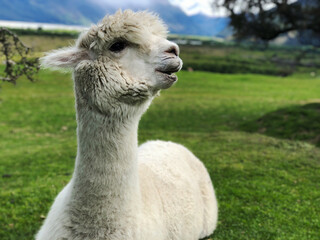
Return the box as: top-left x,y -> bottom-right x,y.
157,71 -> 177,81
167,73 -> 177,81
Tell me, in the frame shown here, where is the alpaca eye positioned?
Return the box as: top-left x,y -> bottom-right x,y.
109,41 -> 127,52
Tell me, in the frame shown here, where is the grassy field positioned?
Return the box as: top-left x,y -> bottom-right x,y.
1,69 -> 320,239
179,44 -> 320,76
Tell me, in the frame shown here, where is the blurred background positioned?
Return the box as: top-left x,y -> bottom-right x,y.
1,1 -> 320,240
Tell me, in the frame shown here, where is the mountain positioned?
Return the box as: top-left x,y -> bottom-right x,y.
0,0 -> 229,37
0,0 -> 105,25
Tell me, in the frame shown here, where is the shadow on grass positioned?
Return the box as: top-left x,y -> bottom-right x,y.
240,103 -> 320,146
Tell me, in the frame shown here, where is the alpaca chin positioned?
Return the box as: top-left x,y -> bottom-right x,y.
155,71 -> 178,89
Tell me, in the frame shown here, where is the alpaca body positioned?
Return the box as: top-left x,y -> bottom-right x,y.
138,141 -> 218,240
36,141 -> 217,240
37,100 -> 217,240
37,10 -> 218,240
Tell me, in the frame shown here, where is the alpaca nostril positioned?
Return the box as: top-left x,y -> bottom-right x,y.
165,46 -> 178,57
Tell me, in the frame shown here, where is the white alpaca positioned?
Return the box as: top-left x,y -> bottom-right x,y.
36,10 -> 218,240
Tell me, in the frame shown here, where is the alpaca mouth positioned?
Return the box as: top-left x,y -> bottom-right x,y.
156,68 -> 179,81
157,71 -> 177,81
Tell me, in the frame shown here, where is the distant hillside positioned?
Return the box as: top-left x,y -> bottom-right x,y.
0,0 -> 229,37
0,0 -> 104,25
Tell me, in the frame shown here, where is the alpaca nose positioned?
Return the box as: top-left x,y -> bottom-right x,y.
165,44 -> 179,57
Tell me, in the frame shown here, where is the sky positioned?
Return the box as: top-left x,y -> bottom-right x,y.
91,0 -> 227,17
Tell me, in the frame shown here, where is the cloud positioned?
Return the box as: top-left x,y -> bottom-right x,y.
168,0 -> 225,17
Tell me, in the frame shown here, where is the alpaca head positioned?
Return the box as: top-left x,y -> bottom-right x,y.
41,10 -> 182,114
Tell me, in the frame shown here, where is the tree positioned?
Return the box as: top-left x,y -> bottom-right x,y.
0,27 -> 39,85
214,0 -> 320,46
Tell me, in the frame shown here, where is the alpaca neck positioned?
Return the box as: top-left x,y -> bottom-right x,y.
74,109 -> 140,195
69,106 -> 144,235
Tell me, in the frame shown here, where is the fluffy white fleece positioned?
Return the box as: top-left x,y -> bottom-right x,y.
36,10 -> 218,240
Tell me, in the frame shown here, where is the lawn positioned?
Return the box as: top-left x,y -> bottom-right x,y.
0,70 -> 320,239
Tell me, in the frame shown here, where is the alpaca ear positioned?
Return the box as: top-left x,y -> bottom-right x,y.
40,47 -> 90,69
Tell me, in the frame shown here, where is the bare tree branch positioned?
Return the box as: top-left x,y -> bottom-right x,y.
0,27 -> 39,85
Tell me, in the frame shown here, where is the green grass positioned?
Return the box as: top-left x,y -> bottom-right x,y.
1,70 -> 320,239
180,45 -> 320,76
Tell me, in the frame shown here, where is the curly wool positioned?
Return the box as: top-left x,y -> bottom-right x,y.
77,10 -> 168,54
